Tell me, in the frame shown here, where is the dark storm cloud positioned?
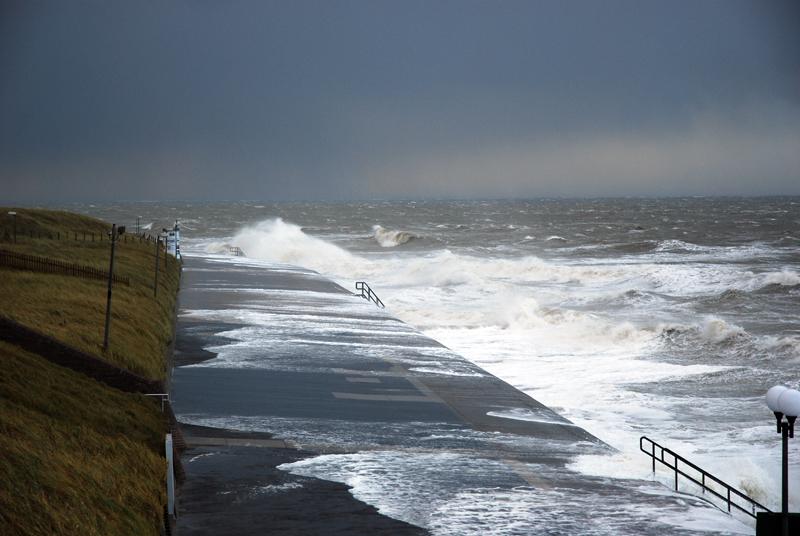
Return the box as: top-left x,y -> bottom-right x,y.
1,0 -> 798,201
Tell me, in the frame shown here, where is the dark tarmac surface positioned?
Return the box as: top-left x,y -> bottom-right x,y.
171,256 -> 742,535
177,425 -> 425,536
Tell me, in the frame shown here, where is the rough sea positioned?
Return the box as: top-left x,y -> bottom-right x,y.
75,197 -> 799,534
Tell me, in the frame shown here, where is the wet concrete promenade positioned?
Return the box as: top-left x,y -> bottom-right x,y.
171,255 -> 745,535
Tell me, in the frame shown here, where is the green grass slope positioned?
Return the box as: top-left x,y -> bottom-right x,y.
0,208 -> 180,535
0,342 -> 165,535
0,207 -> 180,379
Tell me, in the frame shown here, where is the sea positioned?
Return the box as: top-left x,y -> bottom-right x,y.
74,197 -> 799,534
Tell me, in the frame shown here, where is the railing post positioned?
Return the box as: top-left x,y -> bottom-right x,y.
674,458 -> 678,491
651,442 -> 655,473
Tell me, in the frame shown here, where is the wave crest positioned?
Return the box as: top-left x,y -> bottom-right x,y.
759,270 -> 800,288
373,225 -> 416,247
698,317 -> 747,344
226,218 -> 364,275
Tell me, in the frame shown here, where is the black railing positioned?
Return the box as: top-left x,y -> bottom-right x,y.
355,281 -> 385,308
228,246 -> 244,257
640,436 -> 771,519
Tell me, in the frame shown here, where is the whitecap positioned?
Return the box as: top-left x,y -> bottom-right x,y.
372,224 -> 417,247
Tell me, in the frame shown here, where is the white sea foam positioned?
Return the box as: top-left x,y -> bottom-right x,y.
759,336 -> 800,359
655,239 -> 708,252
229,218 -> 365,275
698,317 -> 747,344
486,407 -> 576,426
193,216 -> 800,524
759,269 -> 800,287
280,450 -> 751,535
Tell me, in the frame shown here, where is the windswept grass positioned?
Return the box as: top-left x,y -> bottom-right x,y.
0,207 -> 180,379
0,342 -> 165,535
0,208 -> 180,536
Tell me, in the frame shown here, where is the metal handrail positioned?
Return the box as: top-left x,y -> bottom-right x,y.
640,436 -> 771,519
355,281 -> 385,308
144,393 -> 170,412
228,246 -> 244,257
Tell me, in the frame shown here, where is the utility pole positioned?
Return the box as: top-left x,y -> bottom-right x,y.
103,224 -> 118,352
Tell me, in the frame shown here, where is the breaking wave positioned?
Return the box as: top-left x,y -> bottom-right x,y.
657,317 -> 747,345
373,225 -> 416,247
655,239 -> 707,253
212,218 -> 795,363
758,270 -> 800,288
226,218 -> 365,275
697,317 -> 747,344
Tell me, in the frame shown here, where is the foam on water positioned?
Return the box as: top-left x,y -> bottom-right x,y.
487,407 -> 578,427
279,450 -> 753,535
168,202 -> 800,531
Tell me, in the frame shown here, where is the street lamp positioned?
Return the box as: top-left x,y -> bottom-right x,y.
161,228 -> 170,269
763,386 -> 800,536
153,232 -> 162,298
103,224 -> 124,352
7,211 -> 17,244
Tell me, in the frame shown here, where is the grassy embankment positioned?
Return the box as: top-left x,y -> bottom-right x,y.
0,208 -> 181,535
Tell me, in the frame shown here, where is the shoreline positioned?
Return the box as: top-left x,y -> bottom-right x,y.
170,255 -> 628,534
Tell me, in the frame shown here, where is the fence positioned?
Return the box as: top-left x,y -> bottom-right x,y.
0,249 -> 130,286
1,227 -> 159,244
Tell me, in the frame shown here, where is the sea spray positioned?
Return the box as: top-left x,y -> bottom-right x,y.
231,218 -> 366,276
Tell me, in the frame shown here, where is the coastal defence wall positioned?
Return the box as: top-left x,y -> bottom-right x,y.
170,255 -> 760,534
170,256 -> 614,534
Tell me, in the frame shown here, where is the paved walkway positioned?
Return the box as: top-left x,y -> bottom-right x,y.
171,255 -> 741,535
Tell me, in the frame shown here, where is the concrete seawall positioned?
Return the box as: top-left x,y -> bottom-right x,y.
170,255 -> 732,535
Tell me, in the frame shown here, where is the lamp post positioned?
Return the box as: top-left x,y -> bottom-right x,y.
154,233 -> 162,298
7,211 -> 17,243
765,386 -> 800,536
103,224 -> 123,352
162,228 -> 170,269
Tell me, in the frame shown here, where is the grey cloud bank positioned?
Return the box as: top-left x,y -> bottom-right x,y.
1,1 -> 798,202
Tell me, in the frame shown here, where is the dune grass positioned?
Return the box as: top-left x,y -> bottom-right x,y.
0,208 -> 180,535
0,342 -> 165,535
0,207 -> 180,379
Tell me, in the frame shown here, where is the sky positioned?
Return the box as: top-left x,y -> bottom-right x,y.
1,0 -> 798,202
